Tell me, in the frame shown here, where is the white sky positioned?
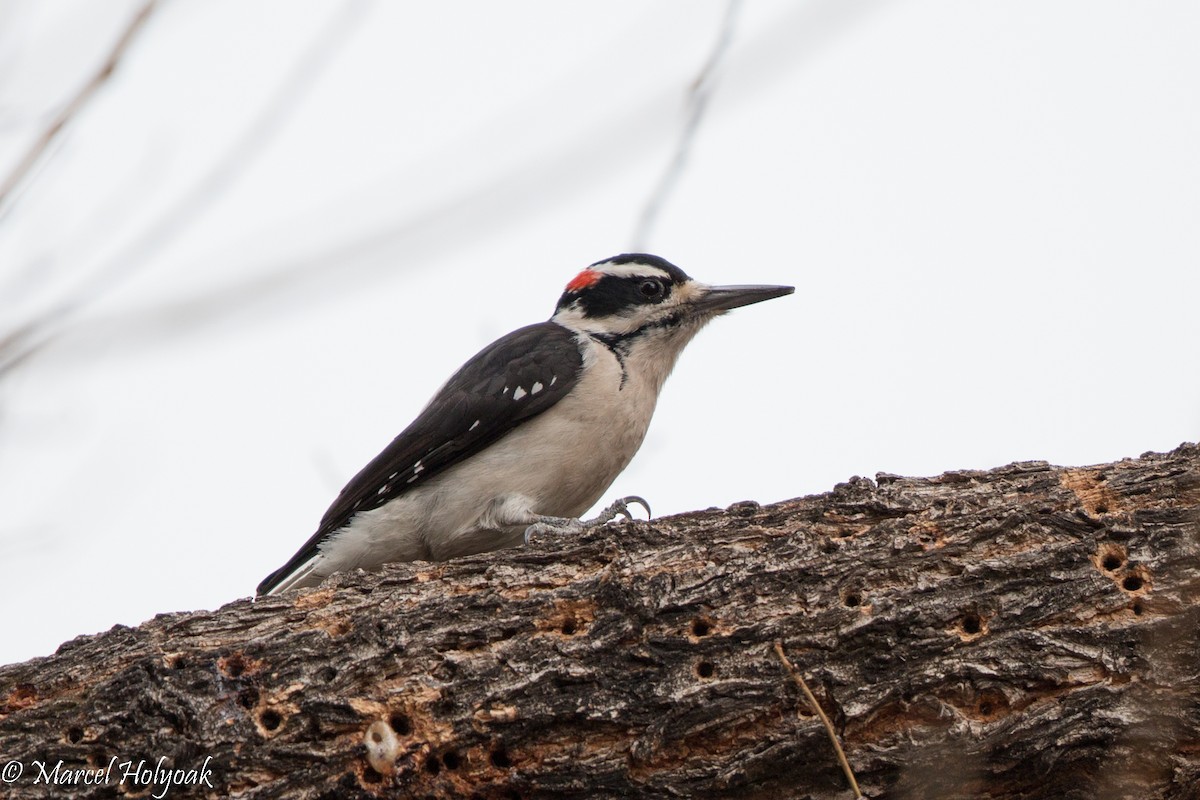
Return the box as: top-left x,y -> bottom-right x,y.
1,0 -> 1197,666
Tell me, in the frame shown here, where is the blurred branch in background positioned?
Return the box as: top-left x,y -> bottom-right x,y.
631,0 -> 742,251
0,0 -> 371,379
2,0 -> 883,373
0,0 -> 159,222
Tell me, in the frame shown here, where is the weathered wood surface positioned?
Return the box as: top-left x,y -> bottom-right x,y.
2,444 -> 1199,799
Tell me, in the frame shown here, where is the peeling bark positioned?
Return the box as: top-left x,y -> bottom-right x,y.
2,445 -> 1199,799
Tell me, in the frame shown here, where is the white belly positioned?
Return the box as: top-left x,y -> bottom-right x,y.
317,337 -> 659,570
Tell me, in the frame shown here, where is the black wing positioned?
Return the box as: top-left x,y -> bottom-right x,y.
257,322 -> 584,595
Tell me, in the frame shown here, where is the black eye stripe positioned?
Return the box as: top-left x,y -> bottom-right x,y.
555,255 -> 691,317
564,274 -> 672,317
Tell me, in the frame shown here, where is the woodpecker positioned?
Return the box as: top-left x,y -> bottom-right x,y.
257,254 -> 792,595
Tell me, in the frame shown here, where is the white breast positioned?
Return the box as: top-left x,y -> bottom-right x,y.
318,334 -> 665,569
432,334 -> 659,521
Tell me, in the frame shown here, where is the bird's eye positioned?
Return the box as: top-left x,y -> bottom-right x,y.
639,279 -> 664,300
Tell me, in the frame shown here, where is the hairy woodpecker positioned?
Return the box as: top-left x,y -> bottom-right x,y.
257,254 -> 792,595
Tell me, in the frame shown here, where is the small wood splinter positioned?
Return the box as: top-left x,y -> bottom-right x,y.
774,640 -> 863,799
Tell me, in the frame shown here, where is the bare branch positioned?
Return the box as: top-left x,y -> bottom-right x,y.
0,0 -> 371,378
2,445 -> 1198,796
630,0 -> 742,250
0,0 -> 159,220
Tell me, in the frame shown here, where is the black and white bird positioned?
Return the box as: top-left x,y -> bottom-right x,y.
257,254 -> 792,595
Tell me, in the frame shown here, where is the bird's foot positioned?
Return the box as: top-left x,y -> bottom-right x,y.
523,495 -> 652,545
585,495 -> 652,526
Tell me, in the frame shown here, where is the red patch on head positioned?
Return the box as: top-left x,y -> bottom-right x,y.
565,269 -> 601,293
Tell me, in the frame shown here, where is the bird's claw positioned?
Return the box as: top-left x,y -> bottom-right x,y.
588,495 -> 652,526
615,495 -> 652,521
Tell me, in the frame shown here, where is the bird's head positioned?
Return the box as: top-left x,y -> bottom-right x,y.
551,254 -> 794,340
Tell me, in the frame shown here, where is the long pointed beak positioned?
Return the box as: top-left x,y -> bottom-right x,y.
692,284 -> 795,314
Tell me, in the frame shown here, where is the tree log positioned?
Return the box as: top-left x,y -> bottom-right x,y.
2,445 -> 1199,799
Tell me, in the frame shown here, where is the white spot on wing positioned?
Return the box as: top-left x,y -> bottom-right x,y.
550,375 -> 557,386
513,386 -> 527,400
407,475 -> 419,484
531,381 -> 544,394
469,419 -> 481,431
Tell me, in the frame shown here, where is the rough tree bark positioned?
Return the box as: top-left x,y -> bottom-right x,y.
2,444 -> 1199,799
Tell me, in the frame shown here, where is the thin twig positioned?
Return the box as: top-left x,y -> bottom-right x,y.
0,0 -> 370,378
0,0 -> 159,219
630,0 -> 742,250
774,640 -> 863,799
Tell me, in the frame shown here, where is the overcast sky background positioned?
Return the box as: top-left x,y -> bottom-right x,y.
1,0 -> 1197,666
